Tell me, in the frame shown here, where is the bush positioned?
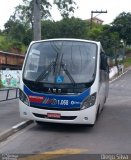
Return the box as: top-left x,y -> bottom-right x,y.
123,57 -> 131,68
0,35 -> 27,53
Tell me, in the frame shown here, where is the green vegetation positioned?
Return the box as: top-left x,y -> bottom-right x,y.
112,12 -> 131,46
12,0 -> 77,30
123,57 -> 131,68
0,0 -> 77,54
41,18 -> 89,39
0,35 -> 27,53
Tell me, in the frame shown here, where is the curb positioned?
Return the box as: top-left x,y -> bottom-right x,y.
109,67 -> 131,83
0,120 -> 33,142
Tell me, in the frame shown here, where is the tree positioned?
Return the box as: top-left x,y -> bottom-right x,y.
99,25 -> 120,57
4,16 -> 32,46
112,12 -> 131,46
41,20 -> 60,39
58,18 -> 89,38
87,24 -> 103,40
54,0 -> 78,18
10,0 -> 77,29
4,18 -> 26,42
1,17 -> 29,53
87,24 -> 120,57
14,0 -> 52,29
41,18 -> 90,39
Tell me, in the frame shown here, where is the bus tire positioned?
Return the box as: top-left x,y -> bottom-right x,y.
35,121 -> 45,125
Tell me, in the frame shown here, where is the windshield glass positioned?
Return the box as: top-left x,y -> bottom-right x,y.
23,40 -> 97,84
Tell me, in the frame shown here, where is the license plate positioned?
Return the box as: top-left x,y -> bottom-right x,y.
47,113 -> 61,118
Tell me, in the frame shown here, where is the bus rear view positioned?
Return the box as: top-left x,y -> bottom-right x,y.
19,39 -> 109,126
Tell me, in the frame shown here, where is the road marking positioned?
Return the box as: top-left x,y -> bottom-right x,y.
18,148 -> 88,160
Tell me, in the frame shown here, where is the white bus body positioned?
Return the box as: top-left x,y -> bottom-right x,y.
19,39 -> 109,125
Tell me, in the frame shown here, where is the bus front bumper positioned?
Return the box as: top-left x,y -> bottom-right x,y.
19,101 -> 98,125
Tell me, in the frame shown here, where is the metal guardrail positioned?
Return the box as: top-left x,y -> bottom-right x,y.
0,88 -> 19,102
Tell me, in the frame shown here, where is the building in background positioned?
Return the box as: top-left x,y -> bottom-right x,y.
91,17 -> 104,24
87,17 -> 104,25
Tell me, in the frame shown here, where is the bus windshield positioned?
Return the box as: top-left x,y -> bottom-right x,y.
23,40 -> 97,84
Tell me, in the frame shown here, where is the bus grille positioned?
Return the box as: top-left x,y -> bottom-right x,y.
30,104 -> 80,111
33,113 -> 77,120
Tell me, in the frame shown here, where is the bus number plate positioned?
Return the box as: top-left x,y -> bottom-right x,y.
47,113 -> 61,118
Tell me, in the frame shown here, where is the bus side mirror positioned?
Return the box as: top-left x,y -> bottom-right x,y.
100,53 -> 108,72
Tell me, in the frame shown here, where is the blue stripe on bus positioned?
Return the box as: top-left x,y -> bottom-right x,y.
24,85 -> 90,109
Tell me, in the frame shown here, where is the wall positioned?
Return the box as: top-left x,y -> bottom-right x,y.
0,70 -> 21,88
109,66 -> 118,79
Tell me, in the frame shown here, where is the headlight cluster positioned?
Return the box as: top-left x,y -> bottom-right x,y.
19,89 -> 29,106
81,93 -> 96,110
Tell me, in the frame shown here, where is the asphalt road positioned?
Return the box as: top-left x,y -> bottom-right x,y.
0,99 -> 22,133
0,70 -> 131,157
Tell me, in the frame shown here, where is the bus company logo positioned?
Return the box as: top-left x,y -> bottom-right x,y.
48,88 -> 61,94
42,98 -> 57,105
71,101 -> 81,105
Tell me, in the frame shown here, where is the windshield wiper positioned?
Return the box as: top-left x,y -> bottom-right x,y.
61,63 -> 76,85
35,41 -> 60,83
35,61 -> 55,82
35,41 -> 75,84
50,41 -> 76,84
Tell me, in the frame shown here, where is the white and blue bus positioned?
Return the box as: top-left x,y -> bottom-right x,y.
19,39 -> 109,126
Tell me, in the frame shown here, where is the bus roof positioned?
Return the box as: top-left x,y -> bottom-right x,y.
30,38 -> 101,46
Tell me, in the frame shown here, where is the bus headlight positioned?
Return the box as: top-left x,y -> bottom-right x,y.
19,89 -> 29,106
81,93 -> 96,110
